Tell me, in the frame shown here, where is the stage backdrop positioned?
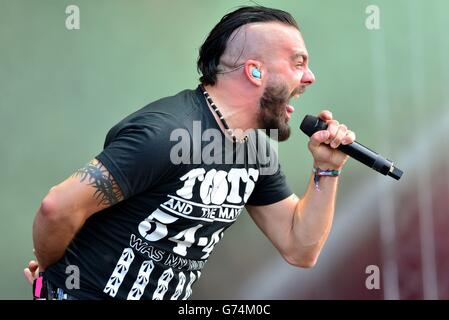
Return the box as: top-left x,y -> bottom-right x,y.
1,0 -> 448,299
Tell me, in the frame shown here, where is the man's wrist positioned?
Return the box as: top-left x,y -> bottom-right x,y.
312,165 -> 341,190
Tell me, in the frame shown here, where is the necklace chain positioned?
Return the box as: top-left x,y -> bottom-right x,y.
200,85 -> 248,143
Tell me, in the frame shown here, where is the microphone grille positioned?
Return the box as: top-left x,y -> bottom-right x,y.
300,115 -> 327,137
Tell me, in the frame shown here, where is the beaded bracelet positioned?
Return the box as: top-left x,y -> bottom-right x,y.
312,167 -> 341,190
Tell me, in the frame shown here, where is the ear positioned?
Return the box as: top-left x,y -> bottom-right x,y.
244,60 -> 263,87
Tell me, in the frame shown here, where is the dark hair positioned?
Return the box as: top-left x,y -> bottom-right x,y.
197,6 -> 299,85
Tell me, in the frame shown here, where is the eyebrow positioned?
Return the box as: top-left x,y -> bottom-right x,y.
290,52 -> 308,62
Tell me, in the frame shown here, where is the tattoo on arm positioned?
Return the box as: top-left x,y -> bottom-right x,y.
71,159 -> 123,207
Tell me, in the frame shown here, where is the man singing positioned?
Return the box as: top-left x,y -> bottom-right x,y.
25,6 -> 355,300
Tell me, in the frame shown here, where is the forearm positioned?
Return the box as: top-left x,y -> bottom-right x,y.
291,172 -> 339,264
256,111 -> 354,267
32,203 -> 83,270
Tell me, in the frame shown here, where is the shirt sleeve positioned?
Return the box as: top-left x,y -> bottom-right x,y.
95,112 -> 178,199
246,164 -> 293,206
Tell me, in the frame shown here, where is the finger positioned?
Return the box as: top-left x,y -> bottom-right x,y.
330,124 -> 348,148
317,110 -> 333,121
309,130 -> 330,148
342,130 -> 356,145
24,268 -> 35,285
325,120 -> 340,143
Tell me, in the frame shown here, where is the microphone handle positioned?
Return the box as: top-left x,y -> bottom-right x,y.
338,143 -> 393,176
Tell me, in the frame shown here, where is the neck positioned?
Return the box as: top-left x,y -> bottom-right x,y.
203,80 -> 260,134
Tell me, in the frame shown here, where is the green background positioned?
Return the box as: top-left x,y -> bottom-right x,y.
1,0 -> 448,299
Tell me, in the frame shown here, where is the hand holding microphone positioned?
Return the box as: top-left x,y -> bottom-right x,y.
302,111 -> 355,172
300,111 -> 403,180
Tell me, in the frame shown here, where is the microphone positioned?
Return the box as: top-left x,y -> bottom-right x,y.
300,115 -> 403,180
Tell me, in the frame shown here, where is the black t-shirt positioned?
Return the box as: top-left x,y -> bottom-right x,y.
45,86 -> 292,300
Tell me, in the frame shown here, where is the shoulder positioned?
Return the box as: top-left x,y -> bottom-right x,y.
104,87 -> 204,145
139,86 -> 207,125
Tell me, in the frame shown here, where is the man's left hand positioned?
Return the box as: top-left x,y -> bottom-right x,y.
24,259 -> 39,285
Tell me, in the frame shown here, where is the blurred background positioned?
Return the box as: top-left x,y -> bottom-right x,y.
1,0 -> 448,299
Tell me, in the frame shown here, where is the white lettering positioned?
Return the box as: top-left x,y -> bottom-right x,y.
176,168 -> 205,199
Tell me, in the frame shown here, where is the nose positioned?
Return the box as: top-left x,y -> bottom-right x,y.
301,67 -> 315,86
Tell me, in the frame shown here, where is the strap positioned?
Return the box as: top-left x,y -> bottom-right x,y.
312,167 -> 341,190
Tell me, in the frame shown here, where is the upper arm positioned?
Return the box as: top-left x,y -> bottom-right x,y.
43,158 -> 124,221
246,194 -> 299,256
44,112 -> 177,221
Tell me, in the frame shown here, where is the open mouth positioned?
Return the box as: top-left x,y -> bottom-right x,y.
284,88 -> 304,120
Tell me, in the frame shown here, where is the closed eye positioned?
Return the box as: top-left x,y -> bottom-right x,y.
295,60 -> 307,69
291,52 -> 308,68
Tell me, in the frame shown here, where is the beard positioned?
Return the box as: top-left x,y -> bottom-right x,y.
258,80 -> 304,142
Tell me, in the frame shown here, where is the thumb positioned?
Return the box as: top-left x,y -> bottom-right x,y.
309,130 -> 330,149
